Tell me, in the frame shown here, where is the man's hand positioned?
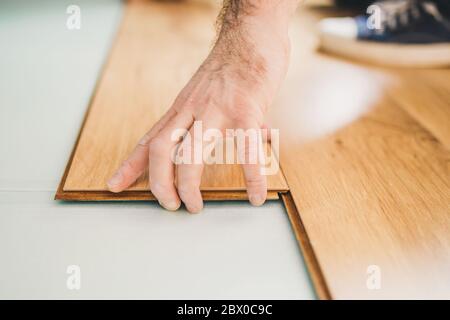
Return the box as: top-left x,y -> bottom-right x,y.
107,0 -> 299,213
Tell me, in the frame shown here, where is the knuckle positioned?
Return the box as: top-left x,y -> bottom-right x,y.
228,103 -> 263,126
121,159 -> 138,175
245,142 -> 259,156
177,183 -> 199,198
150,181 -> 171,196
148,137 -> 167,156
245,176 -> 265,189
138,132 -> 152,146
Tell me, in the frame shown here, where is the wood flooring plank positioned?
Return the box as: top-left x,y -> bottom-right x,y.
280,100 -> 450,299
388,69 -> 450,149
59,0 -> 288,198
275,6 -> 450,299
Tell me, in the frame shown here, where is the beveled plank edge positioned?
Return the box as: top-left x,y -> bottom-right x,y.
281,192 -> 332,300
63,186 -> 289,192
54,190 -> 282,201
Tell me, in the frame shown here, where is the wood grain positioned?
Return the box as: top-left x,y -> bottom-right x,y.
280,101 -> 450,299
275,5 -> 450,299
388,69 -> 450,149
59,0 -> 288,197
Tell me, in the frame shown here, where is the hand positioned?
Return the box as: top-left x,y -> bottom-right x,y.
107,5 -> 292,213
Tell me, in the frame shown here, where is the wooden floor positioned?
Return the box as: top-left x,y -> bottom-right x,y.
273,5 -> 450,299
56,0 -> 450,299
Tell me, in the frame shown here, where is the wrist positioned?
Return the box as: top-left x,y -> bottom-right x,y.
216,0 -> 297,64
211,16 -> 291,77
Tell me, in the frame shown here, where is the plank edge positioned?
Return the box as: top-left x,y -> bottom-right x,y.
281,192 -> 332,300
54,190 -> 282,201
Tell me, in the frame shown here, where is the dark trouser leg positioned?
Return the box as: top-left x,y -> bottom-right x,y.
334,0 -> 373,9
432,0 -> 450,17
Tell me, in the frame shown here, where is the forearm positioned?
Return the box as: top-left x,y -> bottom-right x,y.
219,0 -> 301,35
207,0 -> 300,98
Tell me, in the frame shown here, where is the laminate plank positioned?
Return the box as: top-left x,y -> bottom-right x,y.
280,100 -> 450,299
275,6 -> 450,299
59,0 -> 288,198
388,69 -> 450,149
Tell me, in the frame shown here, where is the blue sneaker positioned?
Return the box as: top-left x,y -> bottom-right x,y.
319,0 -> 450,67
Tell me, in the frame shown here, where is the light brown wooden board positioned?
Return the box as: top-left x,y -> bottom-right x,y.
57,0 -> 288,200
274,6 -> 450,299
388,69 -> 450,149
280,101 -> 450,299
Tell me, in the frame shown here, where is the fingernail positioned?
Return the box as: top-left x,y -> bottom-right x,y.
249,194 -> 265,206
159,200 -> 180,211
107,171 -> 122,189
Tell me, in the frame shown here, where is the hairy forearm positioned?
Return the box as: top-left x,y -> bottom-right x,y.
219,0 -> 301,34
208,0 -> 300,88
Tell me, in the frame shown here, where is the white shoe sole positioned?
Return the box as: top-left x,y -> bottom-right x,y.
319,33 -> 450,68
